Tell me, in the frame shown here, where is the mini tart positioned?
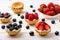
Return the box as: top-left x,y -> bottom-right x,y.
12,2 -> 24,14
25,19 -> 38,25
35,22 -> 51,36
6,28 -> 21,36
1,16 -> 12,23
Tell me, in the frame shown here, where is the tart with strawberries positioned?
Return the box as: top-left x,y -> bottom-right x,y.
38,2 -> 60,18
35,21 -> 51,36
25,12 -> 39,25
0,13 -> 12,23
12,2 -> 24,14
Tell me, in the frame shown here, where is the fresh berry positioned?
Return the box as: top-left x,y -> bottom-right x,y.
26,26 -> 29,29
45,25 -> 50,30
12,23 -> 17,27
14,26 -> 18,30
55,5 -> 60,13
55,31 -> 59,36
51,20 -> 55,24
17,14 -> 20,16
32,9 -> 36,12
50,7 -> 54,11
19,20 -> 22,24
9,27 -> 14,31
30,5 -> 33,8
9,24 -> 12,27
18,24 -> 22,28
40,4 -> 47,9
28,14 -> 34,21
48,2 -> 54,8
12,18 -> 16,22
41,18 -> 45,21
34,13 -> 38,20
38,8 -> 43,13
25,12 -> 29,19
5,15 -> 10,18
6,25 -> 11,28
46,11 -> 56,16
1,25 -> 5,29
29,31 -> 34,36
43,8 -> 50,14
21,15 -> 24,19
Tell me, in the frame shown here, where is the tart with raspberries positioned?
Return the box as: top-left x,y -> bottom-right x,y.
25,12 -> 39,25
35,21 -> 51,36
12,2 -> 24,14
0,13 -> 12,23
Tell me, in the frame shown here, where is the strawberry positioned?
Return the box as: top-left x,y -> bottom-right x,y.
40,4 -> 47,9
25,12 -> 29,19
38,8 -> 43,13
55,5 -> 60,13
43,8 -> 50,14
34,13 -> 38,20
48,2 -> 54,8
46,11 -> 56,16
50,7 -> 54,11
3,13 -> 7,17
28,14 -> 34,21
45,25 -> 50,30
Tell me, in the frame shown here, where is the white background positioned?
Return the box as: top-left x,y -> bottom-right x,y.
0,0 -> 60,40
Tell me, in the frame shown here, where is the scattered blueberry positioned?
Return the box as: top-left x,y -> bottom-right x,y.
30,5 -> 33,8
55,31 -> 59,36
19,20 -> 22,24
12,18 -> 16,22
26,26 -> 29,29
32,9 -> 36,12
51,20 -> 55,24
17,14 -> 20,16
21,15 -> 24,19
29,31 -> 34,36
9,27 -> 14,31
42,18 -> 45,21
1,25 -> 5,29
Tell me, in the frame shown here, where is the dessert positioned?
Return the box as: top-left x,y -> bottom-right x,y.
0,13 -> 12,23
1,23 -> 22,36
12,2 -> 24,14
38,2 -> 60,16
35,21 -> 51,36
25,12 -> 39,25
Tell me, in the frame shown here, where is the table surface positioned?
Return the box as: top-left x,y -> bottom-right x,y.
0,0 -> 60,40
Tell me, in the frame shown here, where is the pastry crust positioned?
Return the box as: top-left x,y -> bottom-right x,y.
6,29 -> 21,36
12,2 -> 24,14
1,16 -> 12,23
36,29 -> 51,36
25,19 -> 38,25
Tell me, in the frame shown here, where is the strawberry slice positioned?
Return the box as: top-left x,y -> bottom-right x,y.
38,8 -> 43,13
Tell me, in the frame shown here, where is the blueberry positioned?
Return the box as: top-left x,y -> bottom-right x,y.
32,9 -> 36,12
12,18 -> 16,22
29,31 -> 34,36
19,20 -> 22,24
9,24 -> 12,27
1,25 -> 5,29
18,25 -> 22,28
14,26 -> 18,30
17,14 -> 20,16
42,18 -> 45,21
9,27 -> 14,31
26,26 -> 29,29
51,20 -> 55,24
5,15 -> 10,18
6,25 -> 11,28
21,15 -> 24,19
12,23 -> 17,27
6,13 -> 9,15
55,31 -> 59,36
30,5 -> 33,8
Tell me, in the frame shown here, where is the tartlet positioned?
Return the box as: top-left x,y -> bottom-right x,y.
12,2 -> 24,14
25,12 -> 39,25
0,13 -> 12,23
35,21 -> 51,36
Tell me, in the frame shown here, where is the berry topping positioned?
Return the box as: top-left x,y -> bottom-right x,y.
14,26 -> 18,30
18,25 -> 22,28
26,26 -> 29,29
1,25 -> 5,29
12,23 -> 17,27
29,31 -> 34,36
9,27 -> 14,31
6,25 -> 11,29
55,31 -> 59,36
12,18 -> 16,22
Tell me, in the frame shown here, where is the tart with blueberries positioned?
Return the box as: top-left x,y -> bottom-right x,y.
12,2 -> 24,14
35,21 -> 51,36
0,13 -> 12,23
25,12 -> 39,25
4,23 -> 22,36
